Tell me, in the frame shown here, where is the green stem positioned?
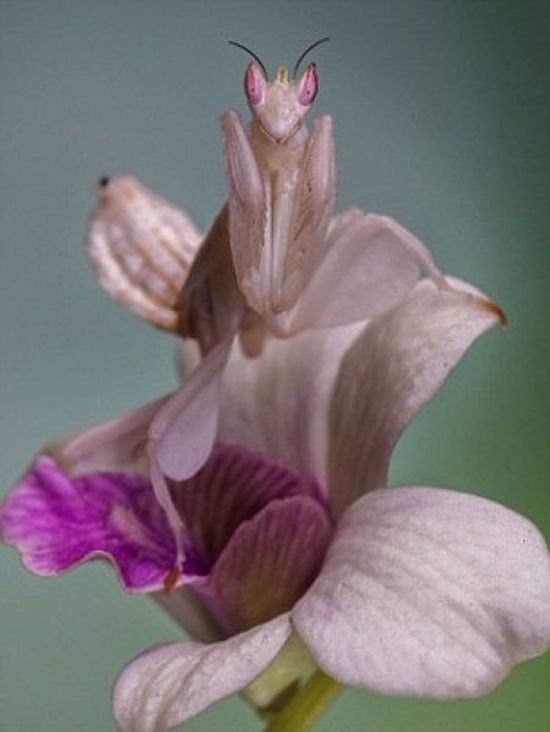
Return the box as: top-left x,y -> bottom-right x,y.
263,671 -> 342,732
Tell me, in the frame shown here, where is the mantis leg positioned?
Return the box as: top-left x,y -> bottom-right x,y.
279,114 -> 336,311
220,109 -> 268,316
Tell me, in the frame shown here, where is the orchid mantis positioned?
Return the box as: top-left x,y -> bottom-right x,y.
81,39 -> 455,575
89,38 -> 446,352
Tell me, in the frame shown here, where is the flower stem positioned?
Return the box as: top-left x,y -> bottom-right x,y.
263,671 -> 342,732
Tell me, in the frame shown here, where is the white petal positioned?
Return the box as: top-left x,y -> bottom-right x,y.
328,277 -> 505,514
293,487 -> 550,699
218,325 -> 362,485
113,614 -> 291,731
49,394 -> 171,476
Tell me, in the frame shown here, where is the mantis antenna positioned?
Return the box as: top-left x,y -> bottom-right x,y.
292,36 -> 331,78
228,40 -> 269,80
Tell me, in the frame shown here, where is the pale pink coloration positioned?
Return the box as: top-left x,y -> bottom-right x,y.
8,53 -> 545,731
88,63 -> 446,349
221,84 -> 446,325
114,617 -> 292,731
3,273 -> 548,730
85,62 -> 453,499
108,277 -> 550,731
85,178 -> 451,516
88,176 -> 202,332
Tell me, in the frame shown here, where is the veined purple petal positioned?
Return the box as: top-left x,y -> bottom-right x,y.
198,495 -> 333,633
171,445 -> 322,570
0,457 -> 176,593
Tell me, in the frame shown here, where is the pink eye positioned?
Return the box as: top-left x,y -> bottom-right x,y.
244,63 -> 265,105
298,63 -> 318,106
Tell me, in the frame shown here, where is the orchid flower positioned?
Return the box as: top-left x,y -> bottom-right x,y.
3,276 -> 549,731
84,171 -> 450,560
3,46 -> 549,732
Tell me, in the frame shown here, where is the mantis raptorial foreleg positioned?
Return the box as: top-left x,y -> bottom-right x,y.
220,110 -> 268,315
220,109 -> 335,319
88,41 -> 447,351
281,114 -> 335,308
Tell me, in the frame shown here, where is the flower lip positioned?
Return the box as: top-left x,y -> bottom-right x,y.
0,445 -> 332,636
0,457 -> 175,594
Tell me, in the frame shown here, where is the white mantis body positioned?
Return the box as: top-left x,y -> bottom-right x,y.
83,40 -> 451,579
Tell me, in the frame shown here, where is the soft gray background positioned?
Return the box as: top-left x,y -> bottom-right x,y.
1,1 -> 549,730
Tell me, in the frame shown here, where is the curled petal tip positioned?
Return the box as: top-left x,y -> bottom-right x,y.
163,564 -> 181,593
481,299 -> 508,328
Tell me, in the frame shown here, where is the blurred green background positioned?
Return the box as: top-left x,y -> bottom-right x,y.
1,1 -> 549,730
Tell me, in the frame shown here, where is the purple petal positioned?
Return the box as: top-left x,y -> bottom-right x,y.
0,457 -> 176,593
172,445 -> 322,570
200,494 -> 333,633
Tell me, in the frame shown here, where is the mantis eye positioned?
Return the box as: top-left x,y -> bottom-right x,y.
298,63 -> 318,106
244,63 -> 266,106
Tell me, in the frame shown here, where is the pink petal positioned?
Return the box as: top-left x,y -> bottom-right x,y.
113,614 -> 292,731
151,339 -> 233,481
293,487 -> 550,699
285,209 -> 442,332
204,495 -> 332,632
328,277 -> 504,515
50,393 -> 170,476
219,326 -> 361,487
0,457 -> 175,593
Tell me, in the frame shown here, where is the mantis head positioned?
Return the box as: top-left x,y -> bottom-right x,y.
230,38 -> 330,143
244,62 -> 318,142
